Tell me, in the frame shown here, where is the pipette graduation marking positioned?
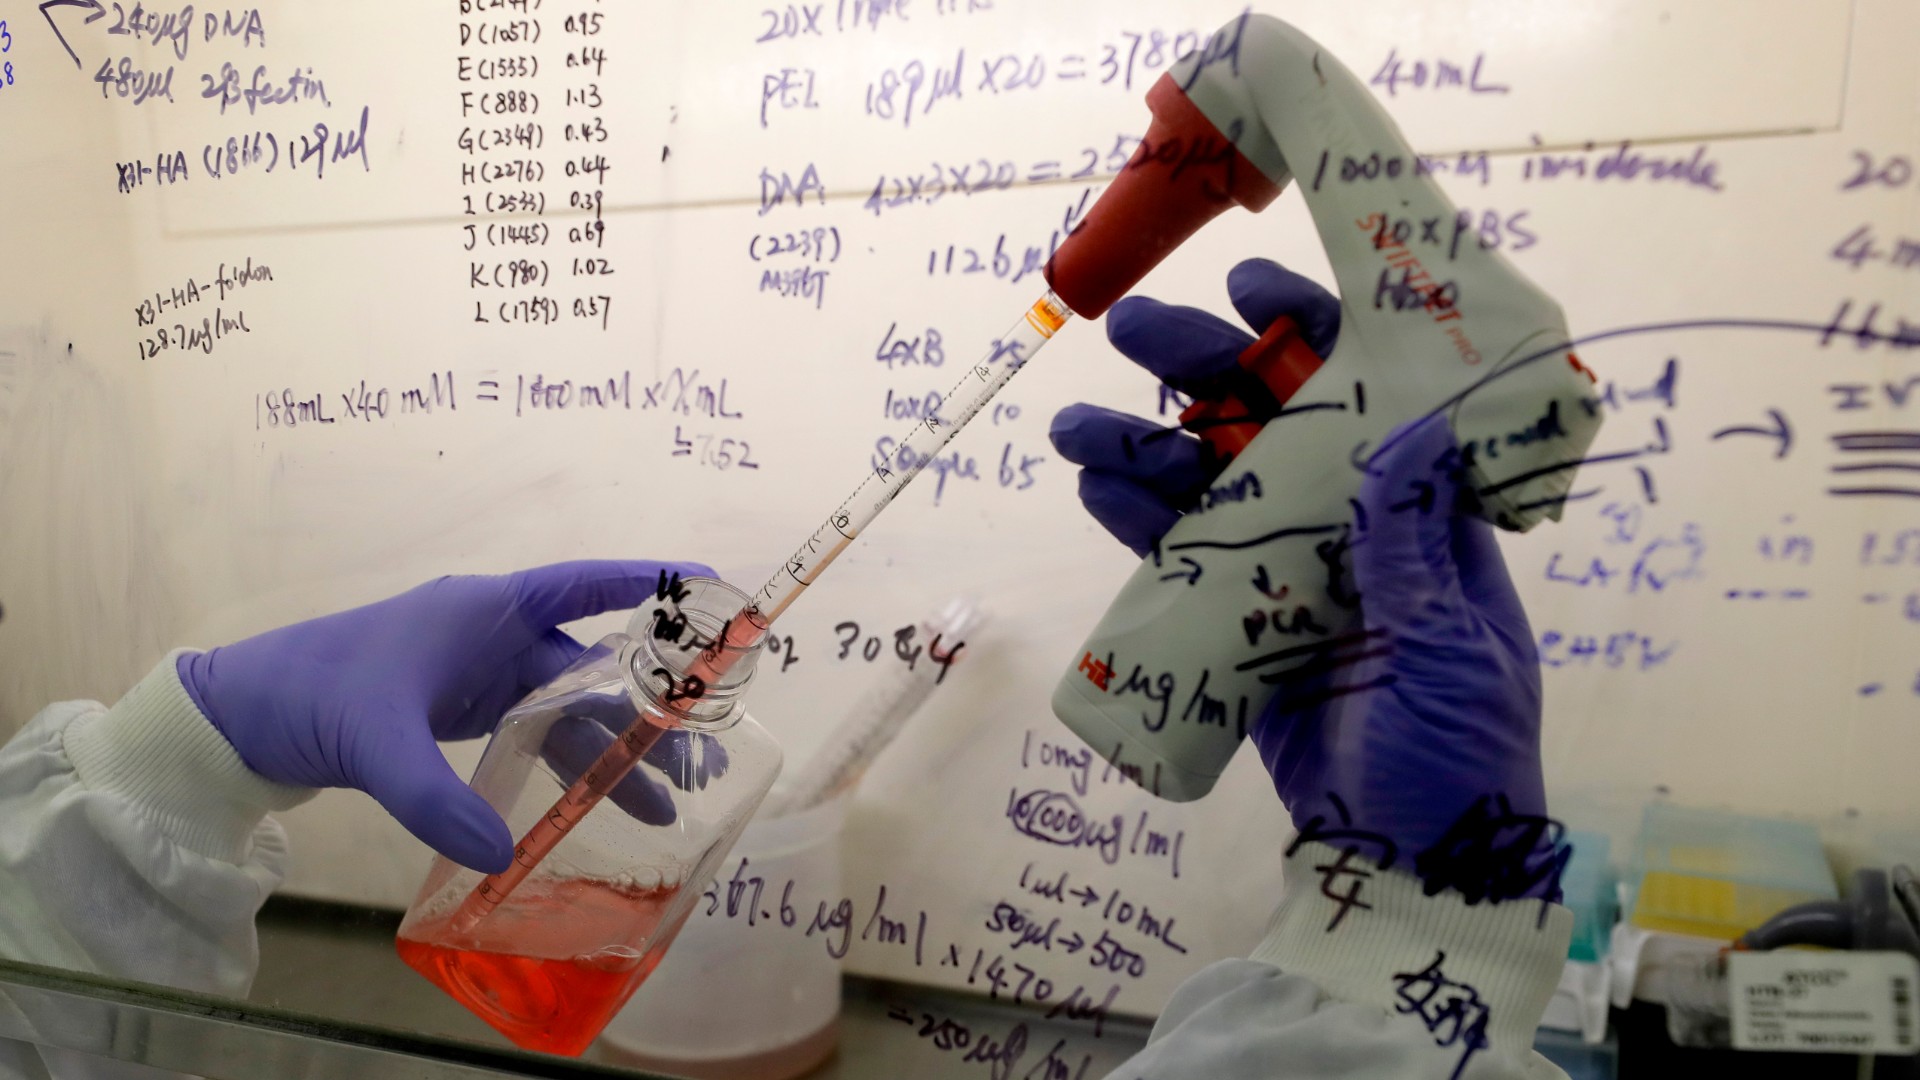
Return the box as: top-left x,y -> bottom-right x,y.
749,291 -> 1071,624
450,292 -> 1070,932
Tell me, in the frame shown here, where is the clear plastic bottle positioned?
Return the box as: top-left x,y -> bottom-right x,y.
396,578 -> 782,1056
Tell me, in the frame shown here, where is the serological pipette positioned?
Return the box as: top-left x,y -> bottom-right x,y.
451,292 -> 1072,931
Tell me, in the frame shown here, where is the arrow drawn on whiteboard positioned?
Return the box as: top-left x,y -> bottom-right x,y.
1710,408 -> 1793,459
39,0 -> 104,69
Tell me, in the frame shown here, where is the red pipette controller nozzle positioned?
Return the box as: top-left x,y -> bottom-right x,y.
1043,73 -> 1284,319
1179,315 -> 1326,465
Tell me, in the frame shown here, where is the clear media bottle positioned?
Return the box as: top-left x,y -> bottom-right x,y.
397,577 -> 782,1056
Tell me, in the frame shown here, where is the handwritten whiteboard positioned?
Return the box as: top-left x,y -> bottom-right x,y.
1,0 -> 1912,1025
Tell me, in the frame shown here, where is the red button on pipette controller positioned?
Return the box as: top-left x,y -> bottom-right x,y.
1179,315 -> 1327,464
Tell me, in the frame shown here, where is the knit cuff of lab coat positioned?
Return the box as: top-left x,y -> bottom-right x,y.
64,651 -> 317,864
1249,841 -> 1573,1062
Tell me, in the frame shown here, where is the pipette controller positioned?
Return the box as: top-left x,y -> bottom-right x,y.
1043,13 -> 1606,801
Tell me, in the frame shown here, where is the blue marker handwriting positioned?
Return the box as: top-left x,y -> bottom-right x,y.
201,61 -> 327,114
42,3 -> 266,70
758,162 -> 826,215
759,266 -> 830,309
749,226 -> 840,264
1544,521 -> 1704,592
115,105 -> 372,191
830,618 -> 965,681
925,188 -> 1092,286
0,19 -> 14,98
860,20 -> 1220,131
1831,223 -> 1920,274
753,0 -> 988,45
863,137 -> 1137,216
1538,631 -> 1677,672
1829,377 -> 1920,411
1369,48 -> 1509,96
1840,149 -> 1915,193
1013,864 -> 1189,957
1004,788 -> 1185,878
875,322 -> 946,369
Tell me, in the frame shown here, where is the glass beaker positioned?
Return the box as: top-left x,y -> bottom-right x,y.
396,577 -> 783,1056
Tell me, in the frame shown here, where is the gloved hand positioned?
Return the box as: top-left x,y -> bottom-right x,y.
537,658 -> 730,829
178,559 -> 717,873
1052,258 -> 1555,899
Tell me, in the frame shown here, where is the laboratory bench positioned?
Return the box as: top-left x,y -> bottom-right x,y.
251,896 -> 1156,1079
0,896 -> 1154,1080
0,894 -> 1632,1079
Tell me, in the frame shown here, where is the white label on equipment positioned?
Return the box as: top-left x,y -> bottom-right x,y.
1729,950 -> 1920,1055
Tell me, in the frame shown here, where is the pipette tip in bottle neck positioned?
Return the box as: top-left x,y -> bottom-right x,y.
630,577 -> 768,726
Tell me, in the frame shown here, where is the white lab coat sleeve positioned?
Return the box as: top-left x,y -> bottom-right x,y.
1105,841 -> 1573,1080
0,653 -> 315,1079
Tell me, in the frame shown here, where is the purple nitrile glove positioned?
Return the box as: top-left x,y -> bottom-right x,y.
1049,258 -> 1342,558
178,559 -> 718,873
1051,258 -> 1558,901
537,661 -> 730,828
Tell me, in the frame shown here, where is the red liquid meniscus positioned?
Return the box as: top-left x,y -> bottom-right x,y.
397,877 -> 681,1056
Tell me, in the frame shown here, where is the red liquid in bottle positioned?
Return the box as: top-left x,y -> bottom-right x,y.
397,877 -> 681,1056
